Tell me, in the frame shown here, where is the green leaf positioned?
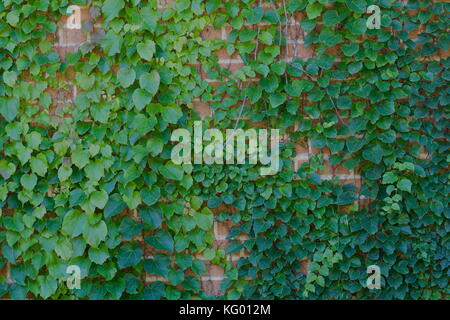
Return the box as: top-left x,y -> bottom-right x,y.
132,88 -> 152,111
117,68 -> 136,88
84,221 -> 108,247
193,209 -> 214,231
158,162 -> 184,181
141,187 -> 161,206
323,10 -> 341,27
139,70 -> 160,95
90,190 -> 109,209
101,30 -> 122,56
20,173 -> 37,191
104,194 -> 127,219
192,260 -> 206,276
161,105 -> 182,124
102,0 -> 125,22
88,245 -> 109,264
306,3 -> 323,19
38,275 -> 57,299
146,138 -> 163,156
144,254 -> 170,277
382,172 -> 398,184
137,40 -> 156,61
62,210 -> 89,238
342,42 -> 359,57
6,11 -> 20,27
3,70 -> 17,87
0,97 -> 19,122
140,205 -> 163,228
336,191 -> 357,205
145,230 -> 174,253
30,154 -> 48,177
269,93 -> 286,108
362,144 -> 383,164
117,242 -> 142,269
175,254 -> 193,270
397,178 -> 412,193
58,166 -> 72,182
72,148 -> 90,169
345,0 -> 367,13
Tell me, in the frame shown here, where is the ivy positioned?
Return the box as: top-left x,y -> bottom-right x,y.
0,0 -> 448,300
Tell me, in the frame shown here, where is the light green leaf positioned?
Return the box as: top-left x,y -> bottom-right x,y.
117,68 -> 136,88
20,173 -> 37,191
139,70 -> 160,95
398,178 -> 412,193
137,40 -> 156,61
90,190 -> 109,209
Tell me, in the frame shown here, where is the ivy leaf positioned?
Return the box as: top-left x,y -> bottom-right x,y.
206,0 -> 221,13
141,187 -> 161,206
119,217 -> 143,240
38,275 -> 57,299
84,221 -> 108,247
323,10 -> 341,27
175,254 -> 193,270
269,93 -> 286,108
88,246 -> 109,265
117,68 -> 136,88
104,193 -> 127,219
193,211 -> 214,231
349,18 -> 367,35
158,162 -> 184,181
144,254 -> 170,277
117,242 -> 142,269
345,0 -> 367,13
101,30 -> 122,56
69,189 -> 86,207
132,88 -> 151,111
3,70 -> 17,87
145,230 -> 174,253
382,172 -> 398,184
192,260 -> 206,276
342,42 -> 359,57
6,11 -> 20,27
137,40 -> 156,61
20,173 -> 37,191
139,70 -> 160,95
161,105 -> 182,124
102,0 -> 125,22
30,154 -> 48,177
71,148 -> 90,169
58,166 -> 72,182
362,144 -> 383,164
146,138 -> 163,156
140,205 -> 163,229
0,97 -> 19,122
397,178 -> 412,193
62,210 -> 89,238
306,3 -> 323,19
182,276 -> 200,292
90,190 -> 109,209
336,191 -> 357,205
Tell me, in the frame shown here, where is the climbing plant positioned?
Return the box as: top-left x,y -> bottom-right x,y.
0,0 -> 448,300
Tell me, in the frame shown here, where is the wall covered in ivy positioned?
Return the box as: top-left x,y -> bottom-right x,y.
0,0 -> 448,299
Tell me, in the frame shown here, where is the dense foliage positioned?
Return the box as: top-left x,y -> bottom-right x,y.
0,0 -> 448,299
